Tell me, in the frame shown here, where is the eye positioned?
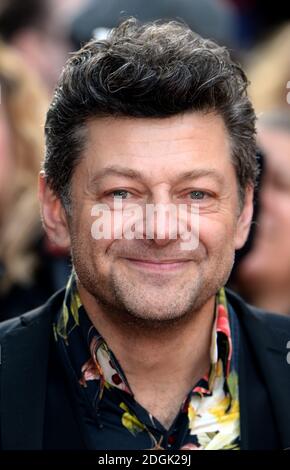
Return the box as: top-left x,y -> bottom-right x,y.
189,190 -> 206,200
109,189 -> 130,199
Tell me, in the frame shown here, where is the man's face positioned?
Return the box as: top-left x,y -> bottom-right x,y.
60,112 -> 252,324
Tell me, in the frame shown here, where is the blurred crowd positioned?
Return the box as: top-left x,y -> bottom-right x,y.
0,0 -> 289,321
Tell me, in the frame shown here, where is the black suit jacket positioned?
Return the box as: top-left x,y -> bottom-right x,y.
0,288 -> 290,450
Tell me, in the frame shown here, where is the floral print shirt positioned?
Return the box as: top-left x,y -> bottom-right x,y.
53,273 -> 240,450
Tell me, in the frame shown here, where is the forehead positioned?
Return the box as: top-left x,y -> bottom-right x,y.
78,111 -> 233,183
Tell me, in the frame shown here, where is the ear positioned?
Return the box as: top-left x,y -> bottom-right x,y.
234,185 -> 254,250
38,172 -> 71,249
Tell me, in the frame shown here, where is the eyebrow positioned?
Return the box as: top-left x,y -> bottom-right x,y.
90,165 -> 225,186
91,165 -> 143,182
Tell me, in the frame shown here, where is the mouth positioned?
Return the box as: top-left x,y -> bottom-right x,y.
123,257 -> 192,272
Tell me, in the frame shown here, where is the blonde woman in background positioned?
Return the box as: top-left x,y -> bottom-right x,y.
0,42 -> 70,320
232,110 -> 290,316
246,23 -> 290,113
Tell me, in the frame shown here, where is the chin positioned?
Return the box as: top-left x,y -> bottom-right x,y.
122,297 -> 195,325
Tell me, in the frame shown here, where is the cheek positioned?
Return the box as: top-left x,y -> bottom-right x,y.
76,202 -> 134,262
198,216 -> 236,255
72,229 -> 113,279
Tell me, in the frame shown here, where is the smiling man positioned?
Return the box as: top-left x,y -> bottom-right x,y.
0,18 -> 290,451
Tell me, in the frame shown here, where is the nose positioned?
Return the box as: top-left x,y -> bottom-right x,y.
121,187 -> 198,247
143,192 -> 196,247
147,205 -> 177,246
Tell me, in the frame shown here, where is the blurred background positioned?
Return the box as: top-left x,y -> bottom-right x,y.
0,0 -> 289,320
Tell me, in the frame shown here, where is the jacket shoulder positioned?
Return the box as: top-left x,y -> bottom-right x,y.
0,288 -> 65,341
0,288 -> 65,450
248,303 -> 290,330
226,288 -> 290,341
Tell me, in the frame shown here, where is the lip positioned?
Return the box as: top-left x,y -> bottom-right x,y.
124,258 -> 192,272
